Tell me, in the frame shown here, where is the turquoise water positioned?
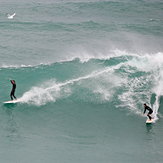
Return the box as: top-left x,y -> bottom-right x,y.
0,0 -> 163,162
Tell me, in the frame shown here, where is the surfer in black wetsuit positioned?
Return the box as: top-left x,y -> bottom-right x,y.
9,78 -> 17,101
143,103 -> 153,121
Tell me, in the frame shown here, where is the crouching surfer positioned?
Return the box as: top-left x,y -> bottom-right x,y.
143,103 -> 153,121
9,78 -> 17,101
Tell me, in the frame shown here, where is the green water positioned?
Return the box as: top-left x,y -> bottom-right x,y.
0,0 -> 163,162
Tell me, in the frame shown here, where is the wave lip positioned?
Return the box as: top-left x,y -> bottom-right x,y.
1,50 -> 163,69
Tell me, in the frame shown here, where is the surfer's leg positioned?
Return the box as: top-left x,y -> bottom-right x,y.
147,111 -> 152,120
10,92 -> 13,100
13,94 -> 17,100
12,91 -> 17,100
148,110 -> 153,120
147,114 -> 152,120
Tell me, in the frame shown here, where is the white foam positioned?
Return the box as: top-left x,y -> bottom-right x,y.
19,63 -> 126,105
19,80 -> 64,105
116,52 -> 163,120
1,64 -> 33,69
67,49 -> 129,63
151,69 -> 163,121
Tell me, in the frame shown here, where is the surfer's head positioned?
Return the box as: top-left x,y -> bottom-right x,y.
12,80 -> 15,83
144,103 -> 146,107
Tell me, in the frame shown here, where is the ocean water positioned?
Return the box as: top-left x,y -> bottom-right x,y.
0,0 -> 163,162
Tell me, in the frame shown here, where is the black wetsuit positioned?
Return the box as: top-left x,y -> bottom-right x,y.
10,80 -> 17,100
144,105 -> 153,120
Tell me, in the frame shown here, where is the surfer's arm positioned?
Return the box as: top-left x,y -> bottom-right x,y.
9,78 -> 13,84
143,108 -> 146,114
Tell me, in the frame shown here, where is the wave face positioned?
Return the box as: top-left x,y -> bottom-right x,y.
1,0 -> 163,162
2,51 -> 163,115
1,52 -> 163,162
11,52 -> 162,114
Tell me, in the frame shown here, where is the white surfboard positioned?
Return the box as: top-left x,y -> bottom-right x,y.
146,118 -> 154,124
3,100 -> 20,104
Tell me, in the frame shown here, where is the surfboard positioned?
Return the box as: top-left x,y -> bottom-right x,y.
146,118 -> 154,124
3,100 -> 20,104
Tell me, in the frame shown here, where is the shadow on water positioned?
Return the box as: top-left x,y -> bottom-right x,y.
146,123 -> 153,133
2,103 -> 20,139
3,103 -> 18,109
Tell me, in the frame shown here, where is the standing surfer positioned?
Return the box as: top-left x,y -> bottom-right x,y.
143,103 -> 153,121
9,78 -> 17,101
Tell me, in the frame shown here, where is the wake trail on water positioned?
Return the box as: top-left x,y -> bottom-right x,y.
19,64 -> 122,106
